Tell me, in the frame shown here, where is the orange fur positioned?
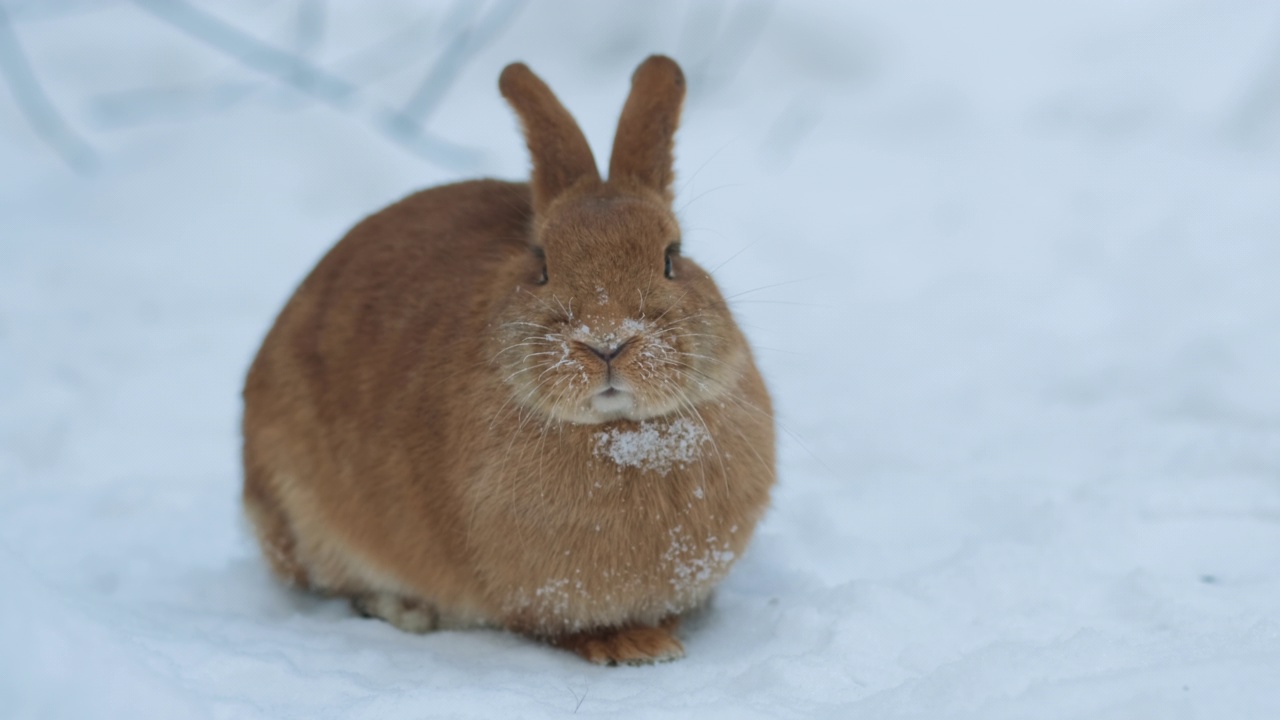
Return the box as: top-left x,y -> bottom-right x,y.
242,55 -> 776,665
609,56 -> 685,201
499,62 -> 600,215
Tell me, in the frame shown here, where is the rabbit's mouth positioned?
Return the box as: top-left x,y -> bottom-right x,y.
591,385 -> 636,418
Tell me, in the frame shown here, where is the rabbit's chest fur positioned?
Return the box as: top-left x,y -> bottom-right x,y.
464,414 -> 768,633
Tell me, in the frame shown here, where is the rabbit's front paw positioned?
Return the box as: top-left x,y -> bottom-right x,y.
352,593 -> 439,634
553,617 -> 684,666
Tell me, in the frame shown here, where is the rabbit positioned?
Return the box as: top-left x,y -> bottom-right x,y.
242,55 -> 776,665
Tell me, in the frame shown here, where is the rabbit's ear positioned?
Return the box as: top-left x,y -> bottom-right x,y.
500,63 -> 600,215
608,55 -> 686,202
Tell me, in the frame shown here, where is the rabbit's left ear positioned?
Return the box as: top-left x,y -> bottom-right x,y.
501,62 -> 601,216
608,55 -> 685,202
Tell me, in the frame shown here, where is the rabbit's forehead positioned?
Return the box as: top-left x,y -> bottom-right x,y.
540,195 -> 678,254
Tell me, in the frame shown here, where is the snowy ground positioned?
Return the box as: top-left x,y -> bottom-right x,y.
3,1 -> 1280,718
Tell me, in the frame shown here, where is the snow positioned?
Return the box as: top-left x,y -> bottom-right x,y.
3,0 -> 1280,717
662,526 -> 736,594
592,418 -> 710,475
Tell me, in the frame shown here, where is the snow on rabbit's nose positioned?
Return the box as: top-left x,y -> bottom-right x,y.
578,340 -> 626,363
567,317 -> 649,357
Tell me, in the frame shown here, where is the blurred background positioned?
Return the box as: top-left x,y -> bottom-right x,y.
1,1 -> 1279,718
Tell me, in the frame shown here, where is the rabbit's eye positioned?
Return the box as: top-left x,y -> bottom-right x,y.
532,247 -> 548,285
664,243 -> 679,280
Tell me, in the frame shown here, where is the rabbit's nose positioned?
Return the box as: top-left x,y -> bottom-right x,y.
578,338 -> 632,363
582,342 -> 623,362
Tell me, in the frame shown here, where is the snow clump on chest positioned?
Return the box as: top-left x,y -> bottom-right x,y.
592,418 -> 710,475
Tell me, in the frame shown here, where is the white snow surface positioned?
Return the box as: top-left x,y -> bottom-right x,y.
3,1 -> 1280,718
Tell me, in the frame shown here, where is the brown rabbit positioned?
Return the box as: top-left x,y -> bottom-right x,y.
242,55 -> 775,665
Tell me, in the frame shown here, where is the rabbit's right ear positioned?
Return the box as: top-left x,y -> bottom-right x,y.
608,55 -> 685,202
500,63 -> 600,216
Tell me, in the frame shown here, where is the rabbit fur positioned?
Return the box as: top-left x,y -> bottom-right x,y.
242,55 -> 776,665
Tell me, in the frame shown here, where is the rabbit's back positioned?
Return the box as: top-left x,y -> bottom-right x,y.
243,180 -> 531,618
